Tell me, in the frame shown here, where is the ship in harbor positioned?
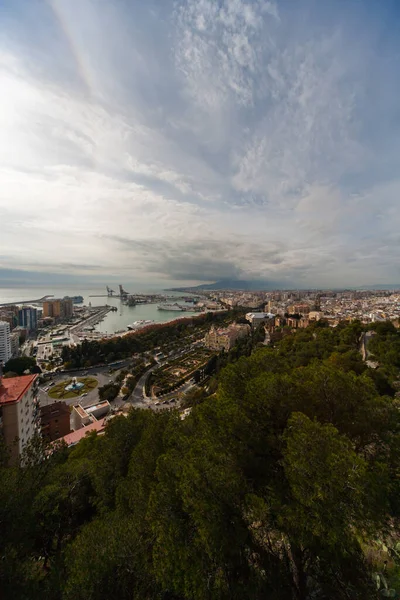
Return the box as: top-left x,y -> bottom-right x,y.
157,303 -> 186,312
127,320 -> 155,330
64,295 -> 84,304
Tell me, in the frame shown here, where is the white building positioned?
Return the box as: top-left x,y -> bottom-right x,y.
0,321 -> 12,364
71,400 -> 111,431
10,332 -> 20,358
245,312 -> 275,326
308,311 -> 324,321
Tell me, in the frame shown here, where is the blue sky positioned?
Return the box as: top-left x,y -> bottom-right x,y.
1,0 -> 400,288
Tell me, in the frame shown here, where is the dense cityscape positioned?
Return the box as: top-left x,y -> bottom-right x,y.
1,285 -> 400,460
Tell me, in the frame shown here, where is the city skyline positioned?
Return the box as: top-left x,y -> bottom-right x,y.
1,0 -> 400,288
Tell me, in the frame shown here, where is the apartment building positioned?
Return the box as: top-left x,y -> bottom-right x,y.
43,298 -> 73,320
0,305 -> 19,330
0,373 -> 39,464
287,304 -> 311,315
18,306 -> 38,333
40,401 -> 71,442
0,321 -> 12,364
10,332 -> 20,357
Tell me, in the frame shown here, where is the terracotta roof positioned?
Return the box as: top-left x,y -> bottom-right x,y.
0,375 -> 37,406
60,418 -> 106,447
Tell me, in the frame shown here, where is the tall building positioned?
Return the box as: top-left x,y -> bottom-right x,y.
43,298 -> 73,320
62,297 -> 73,319
18,306 -> 38,333
10,332 -> 20,357
0,373 -> 39,464
0,305 -> 19,330
0,321 -> 12,364
43,300 -> 59,318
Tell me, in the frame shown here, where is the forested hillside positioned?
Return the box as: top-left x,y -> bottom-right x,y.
1,321 -> 400,599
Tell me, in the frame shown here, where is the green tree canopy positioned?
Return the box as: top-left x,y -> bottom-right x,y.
4,356 -> 36,376
1,323 -> 400,600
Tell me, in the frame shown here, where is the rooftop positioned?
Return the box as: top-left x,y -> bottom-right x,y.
0,374 -> 37,406
60,418 -> 106,447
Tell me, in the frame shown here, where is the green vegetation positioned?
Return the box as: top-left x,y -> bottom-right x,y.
151,347 -> 213,395
1,320 -> 400,599
98,383 -> 120,402
61,309 -> 246,368
4,356 -> 37,376
47,377 -> 98,399
368,321 -> 400,376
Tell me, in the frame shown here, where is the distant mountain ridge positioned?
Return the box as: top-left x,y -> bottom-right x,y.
359,284 -> 400,290
168,280 -> 400,292
168,279 -> 294,291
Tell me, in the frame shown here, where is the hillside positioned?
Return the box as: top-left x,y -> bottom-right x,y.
1,320 -> 400,599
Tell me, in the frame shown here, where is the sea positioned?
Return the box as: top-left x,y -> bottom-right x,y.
0,287 -> 201,335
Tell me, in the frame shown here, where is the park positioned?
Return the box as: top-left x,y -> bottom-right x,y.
47,377 -> 98,400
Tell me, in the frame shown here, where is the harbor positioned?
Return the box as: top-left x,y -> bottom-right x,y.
93,298 -> 202,335
0,286 -> 225,337
85,285 -> 209,334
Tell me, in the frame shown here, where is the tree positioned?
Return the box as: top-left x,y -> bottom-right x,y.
192,369 -> 201,384
1,326 -> 399,599
4,356 -> 36,376
181,387 -> 206,408
98,383 -> 120,402
3,371 -> 18,379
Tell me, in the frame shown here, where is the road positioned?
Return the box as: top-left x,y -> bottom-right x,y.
68,306 -> 114,343
156,379 -> 194,401
37,360 -> 196,416
129,360 -> 195,412
38,371 -> 111,409
130,364 -> 159,407
39,344 -> 202,414
59,359 -> 132,378
0,295 -> 53,307
360,331 -> 375,361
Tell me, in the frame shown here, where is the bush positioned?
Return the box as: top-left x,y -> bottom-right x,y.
98,383 -> 120,402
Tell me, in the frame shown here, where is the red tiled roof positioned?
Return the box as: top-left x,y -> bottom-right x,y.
60,418 -> 106,447
0,375 -> 37,406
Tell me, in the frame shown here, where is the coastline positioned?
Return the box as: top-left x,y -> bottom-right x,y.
0,286 -> 207,335
109,310 -> 228,339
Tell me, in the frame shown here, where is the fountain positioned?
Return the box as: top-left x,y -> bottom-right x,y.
65,377 -> 84,393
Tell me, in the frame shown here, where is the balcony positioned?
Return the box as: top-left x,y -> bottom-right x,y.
32,409 -> 40,424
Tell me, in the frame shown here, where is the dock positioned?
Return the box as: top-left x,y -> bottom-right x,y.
0,294 -> 54,307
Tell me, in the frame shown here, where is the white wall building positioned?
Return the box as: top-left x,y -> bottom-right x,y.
0,321 -> 12,364
10,332 -> 20,358
245,312 -> 275,326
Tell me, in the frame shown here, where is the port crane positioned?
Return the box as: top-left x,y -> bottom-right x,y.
119,284 -> 129,298
106,286 -> 115,296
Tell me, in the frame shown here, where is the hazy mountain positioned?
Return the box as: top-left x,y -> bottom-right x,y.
168,279 -> 295,292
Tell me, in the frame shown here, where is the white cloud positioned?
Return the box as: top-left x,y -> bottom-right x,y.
0,0 -> 399,287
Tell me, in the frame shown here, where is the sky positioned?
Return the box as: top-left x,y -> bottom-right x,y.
1,0 -> 400,289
